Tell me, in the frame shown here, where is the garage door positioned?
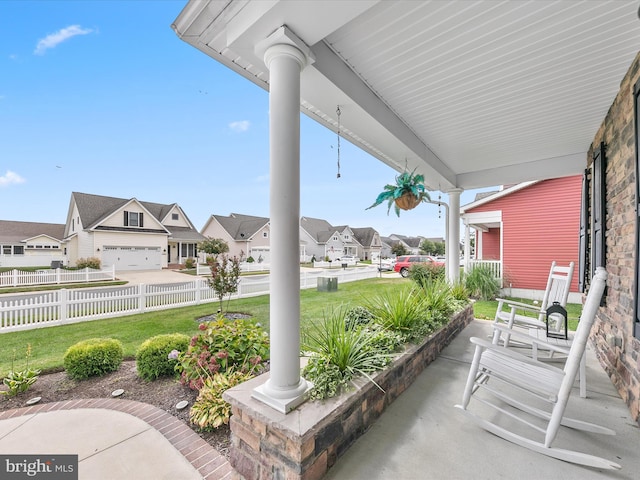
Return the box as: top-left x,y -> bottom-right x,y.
102,246 -> 162,271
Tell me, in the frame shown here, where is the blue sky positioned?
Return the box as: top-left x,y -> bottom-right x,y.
1,1 -> 495,239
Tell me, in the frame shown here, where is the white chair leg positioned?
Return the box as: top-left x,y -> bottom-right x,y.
579,351 -> 586,398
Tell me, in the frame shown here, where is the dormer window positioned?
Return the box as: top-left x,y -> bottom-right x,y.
172,213 -> 179,220
124,211 -> 144,228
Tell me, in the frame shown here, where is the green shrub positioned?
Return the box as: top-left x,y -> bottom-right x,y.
409,263 -> 445,287
76,257 -> 101,269
136,333 -> 189,381
189,369 -> 253,430
63,338 -> 123,380
344,306 -> 374,330
362,286 -> 429,342
184,258 -> 196,269
246,256 -> 255,263
301,309 -> 392,400
464,266 -> 501,300
176,315 -> 269,390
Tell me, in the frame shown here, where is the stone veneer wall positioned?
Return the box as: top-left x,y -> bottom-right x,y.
588,50 -> 640,423
223,304 -> 474,480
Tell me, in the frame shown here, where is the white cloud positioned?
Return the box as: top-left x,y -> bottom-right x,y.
229,120 -> 250,133
0,170 -> 26,187
34,25 -> 93,56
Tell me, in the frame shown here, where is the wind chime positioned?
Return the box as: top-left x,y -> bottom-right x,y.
336,106 -> 341,178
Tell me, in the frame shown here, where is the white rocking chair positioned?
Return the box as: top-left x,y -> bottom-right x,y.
491,261 -> 589,397
455,267 -> 620,470
493,261 -> 575,341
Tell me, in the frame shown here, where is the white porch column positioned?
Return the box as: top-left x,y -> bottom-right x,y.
463,220 -> 471,274
252,28 -> 313,413
447,189 -> 463,283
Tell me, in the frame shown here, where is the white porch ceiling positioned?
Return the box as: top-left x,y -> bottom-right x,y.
172,0 -> 640,192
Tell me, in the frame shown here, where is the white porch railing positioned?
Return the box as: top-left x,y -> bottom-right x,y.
0,267 -> 116,288
467,259 -> 503,286
0,267 -> 379,332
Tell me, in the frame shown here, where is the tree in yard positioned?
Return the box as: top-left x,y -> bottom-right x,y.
391,242 -> 408,256
207,251 -> 245,314
198,237 -> 229,262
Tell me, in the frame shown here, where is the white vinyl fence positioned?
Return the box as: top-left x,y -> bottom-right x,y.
0,267 -> 379,333
467,260 -> 503,286
0,267 -> 116,288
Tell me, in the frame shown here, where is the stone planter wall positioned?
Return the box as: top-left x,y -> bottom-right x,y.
223,304 -> 474,480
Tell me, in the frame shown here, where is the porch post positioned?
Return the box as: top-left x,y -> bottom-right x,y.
463,220 -> 471,273
447,188 -> 463,283
252,28 -> 313,413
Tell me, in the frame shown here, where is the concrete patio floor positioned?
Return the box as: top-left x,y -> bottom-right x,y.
323,319 -> 639,480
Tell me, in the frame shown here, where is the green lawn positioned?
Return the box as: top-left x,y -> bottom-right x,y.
1,276 -> 581,376
473,297 -> 582,331
0,277 -> 408,374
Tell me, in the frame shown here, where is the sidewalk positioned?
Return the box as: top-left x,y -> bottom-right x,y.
0,399 -> 232,480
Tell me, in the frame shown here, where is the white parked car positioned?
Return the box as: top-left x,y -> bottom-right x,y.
377,258 -> 396,271
337,255 -> 359,265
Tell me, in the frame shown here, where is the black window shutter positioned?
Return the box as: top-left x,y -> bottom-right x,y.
124,211 -> 129,226
139,213 -> 144,228
591,143 -> 606,278
578,169 -> 589,293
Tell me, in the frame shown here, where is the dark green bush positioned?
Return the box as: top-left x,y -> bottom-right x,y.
63,338 -> 123,380
135,333 -> 189,381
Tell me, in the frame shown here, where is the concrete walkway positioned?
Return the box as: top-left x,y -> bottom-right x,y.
0,399 -> 232,480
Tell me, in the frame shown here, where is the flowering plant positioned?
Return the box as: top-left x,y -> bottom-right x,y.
174,315 -> 269,390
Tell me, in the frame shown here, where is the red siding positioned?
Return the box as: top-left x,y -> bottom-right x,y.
467,175 -> 582,292
481,228 -> 501,260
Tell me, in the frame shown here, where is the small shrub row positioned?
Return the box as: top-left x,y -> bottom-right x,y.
75,257 -> 101,269
302,281 -> 469,400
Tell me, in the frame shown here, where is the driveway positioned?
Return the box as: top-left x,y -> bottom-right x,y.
114,269 -> 194,285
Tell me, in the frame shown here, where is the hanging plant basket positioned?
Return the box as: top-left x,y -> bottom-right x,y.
395,192 -> 421,211
366,168 -> 431,217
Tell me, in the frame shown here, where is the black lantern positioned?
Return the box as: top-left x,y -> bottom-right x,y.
546,301 -> 568,339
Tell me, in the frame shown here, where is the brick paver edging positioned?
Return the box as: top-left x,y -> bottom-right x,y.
0,398 -> 234,480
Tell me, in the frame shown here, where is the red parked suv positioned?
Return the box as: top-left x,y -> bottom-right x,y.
393,255 -> 445,278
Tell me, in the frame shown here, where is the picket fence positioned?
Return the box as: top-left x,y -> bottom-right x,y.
0,267 -> 116,288
0,267 -> 379,333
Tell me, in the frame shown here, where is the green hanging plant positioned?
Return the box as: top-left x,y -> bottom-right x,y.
366,169 -> 431,216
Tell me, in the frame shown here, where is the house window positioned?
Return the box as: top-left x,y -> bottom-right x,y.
332,235 -> 338,241
124,211 -> 144,228
172,213 -> 179,220
14,246 -> 24,255
263,232 -> 268,238
2,246 -> 11,255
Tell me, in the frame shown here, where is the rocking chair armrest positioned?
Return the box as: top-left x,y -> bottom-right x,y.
504,301 -> 544,314
492,324 -> 569,354
469,336 -> 563,372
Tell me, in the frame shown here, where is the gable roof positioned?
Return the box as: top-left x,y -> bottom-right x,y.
210,213 -> 270,241
0,220 -> 65,243
69,192 -> 201,236
300,216 -> 340,243
460,181 -> 538,213
351,227 -> 377,247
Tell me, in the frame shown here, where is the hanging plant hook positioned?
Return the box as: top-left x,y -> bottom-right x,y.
336,106 -> 341,179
